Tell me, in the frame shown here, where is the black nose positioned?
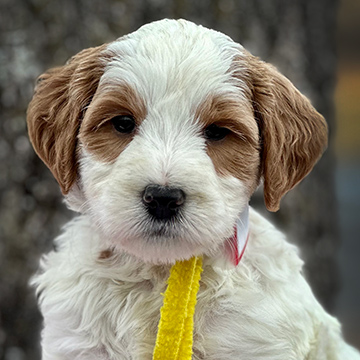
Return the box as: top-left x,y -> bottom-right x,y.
142,184 -> 186,221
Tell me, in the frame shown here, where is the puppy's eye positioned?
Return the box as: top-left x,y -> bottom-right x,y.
204,124 -> 231,141
111,115 -> 136,134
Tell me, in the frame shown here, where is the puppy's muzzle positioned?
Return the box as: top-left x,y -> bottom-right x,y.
142,184 -> 186,221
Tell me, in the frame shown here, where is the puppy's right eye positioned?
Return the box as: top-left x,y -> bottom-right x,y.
111,115 -> 136,134
204,123 -> 231,141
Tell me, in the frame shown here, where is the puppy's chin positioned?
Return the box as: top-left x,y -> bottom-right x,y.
120,238 -> 203,265
114,234 -> 218,265
98,216 -> 234,265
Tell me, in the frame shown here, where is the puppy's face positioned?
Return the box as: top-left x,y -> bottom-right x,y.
27,20 -> 327,264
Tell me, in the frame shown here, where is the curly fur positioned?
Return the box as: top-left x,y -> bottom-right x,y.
27,19 -> 359,359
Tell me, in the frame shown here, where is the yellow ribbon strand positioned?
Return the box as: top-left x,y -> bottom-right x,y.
153,256 -> 203,360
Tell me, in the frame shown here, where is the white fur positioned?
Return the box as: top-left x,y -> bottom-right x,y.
74,19 -> 251,264
32,19 -> 360,359
33,210 -> 359,359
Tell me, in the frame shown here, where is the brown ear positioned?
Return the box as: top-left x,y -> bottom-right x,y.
237,52 -> 328,211
26,44 -> 107,194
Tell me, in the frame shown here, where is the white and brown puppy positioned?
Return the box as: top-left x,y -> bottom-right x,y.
27,19 -> 359,360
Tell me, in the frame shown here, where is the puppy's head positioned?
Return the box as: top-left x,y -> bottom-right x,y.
27,19 -> 327,264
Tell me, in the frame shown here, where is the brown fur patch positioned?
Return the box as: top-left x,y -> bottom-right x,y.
98,249 -> 114,260
196,94 -> 261,195
79,84 -> 147,162
27,44 -> 109,194
232,51 -> 328,211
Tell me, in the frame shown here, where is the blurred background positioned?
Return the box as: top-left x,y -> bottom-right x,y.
0,0 -> 359,358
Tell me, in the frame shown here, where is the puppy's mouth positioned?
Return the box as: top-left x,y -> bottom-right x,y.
145,218 -> 181,238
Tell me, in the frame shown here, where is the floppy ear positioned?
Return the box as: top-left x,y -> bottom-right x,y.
27,44 -> 107,194
236,52 -> 328,211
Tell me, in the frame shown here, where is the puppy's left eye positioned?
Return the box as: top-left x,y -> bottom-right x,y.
204,124 -> 231,141
111,115 -> 136,134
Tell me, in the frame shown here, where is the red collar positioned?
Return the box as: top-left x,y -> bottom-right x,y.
225,205 -> 250,266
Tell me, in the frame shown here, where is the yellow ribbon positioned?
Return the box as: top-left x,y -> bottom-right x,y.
153,256 -> 203,360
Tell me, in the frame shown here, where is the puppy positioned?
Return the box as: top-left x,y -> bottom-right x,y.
27,19 -> 360,359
